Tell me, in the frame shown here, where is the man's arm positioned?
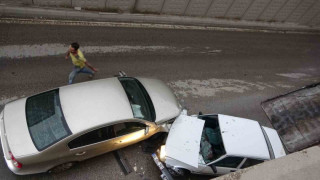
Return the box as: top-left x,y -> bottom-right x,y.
65,50 -> 70,60
85,61 -> 98,72
65,45 -> 72,60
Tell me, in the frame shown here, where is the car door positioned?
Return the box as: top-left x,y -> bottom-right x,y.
66,121 -> 156,162
240,158 -> 264,169
213,156 -> 244,175
201,156 -> 244,175
112,121 -> 152,149
67,125 -> 117,162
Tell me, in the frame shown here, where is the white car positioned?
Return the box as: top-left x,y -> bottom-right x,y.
156,114 -> 286,176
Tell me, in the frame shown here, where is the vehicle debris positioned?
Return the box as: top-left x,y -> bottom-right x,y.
113,150 -> 132,175
262,82 -> 320,153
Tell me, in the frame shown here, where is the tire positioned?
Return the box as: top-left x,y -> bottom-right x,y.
48,162 -> 75,174
168,167 -> 189,177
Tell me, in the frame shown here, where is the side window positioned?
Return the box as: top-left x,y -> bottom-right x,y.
213,156 -> 243,168
68,126 -> 114,149
114,122 -> 146,137
241,158 -> 264,169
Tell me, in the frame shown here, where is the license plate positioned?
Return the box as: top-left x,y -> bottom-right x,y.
152,153 -> 164,170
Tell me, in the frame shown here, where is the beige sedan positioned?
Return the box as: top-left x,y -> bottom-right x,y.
0,76 -> 182,175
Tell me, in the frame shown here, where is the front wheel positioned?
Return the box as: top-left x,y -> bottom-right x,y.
48,162 -> 76,174
168,167 -> 189,177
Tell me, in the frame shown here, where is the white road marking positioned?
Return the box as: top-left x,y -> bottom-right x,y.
0,44 -> 173,59
276,73 -> 309,79
275,82 -> 294,88
168,78 -> 294,98
200,49 -> 222,54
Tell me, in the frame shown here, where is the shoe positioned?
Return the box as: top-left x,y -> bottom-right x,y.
88,72 -> 95,79
119,71 -> 127,77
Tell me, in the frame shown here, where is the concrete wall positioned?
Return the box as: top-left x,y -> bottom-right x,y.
2,0 -> 320,27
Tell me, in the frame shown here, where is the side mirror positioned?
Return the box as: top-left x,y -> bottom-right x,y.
210,164 -> 217,173
145,126 -> 149,135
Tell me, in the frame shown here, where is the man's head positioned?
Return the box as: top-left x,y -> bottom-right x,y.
70,42 -> 80,53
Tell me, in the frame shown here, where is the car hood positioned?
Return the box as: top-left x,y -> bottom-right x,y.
3,98 -> 38,157
136,78 -> 182,124
165,115 -> 205,168
262,126 -> 286,158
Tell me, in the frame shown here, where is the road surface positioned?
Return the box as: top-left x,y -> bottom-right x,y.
0,19 -> 320,180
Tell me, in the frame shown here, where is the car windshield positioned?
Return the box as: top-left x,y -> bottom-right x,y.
118,77 -> 155,122
198,115 -> 226,164
26,89 -> 71,151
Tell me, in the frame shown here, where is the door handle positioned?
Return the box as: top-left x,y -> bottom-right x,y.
75,151 -> 86,156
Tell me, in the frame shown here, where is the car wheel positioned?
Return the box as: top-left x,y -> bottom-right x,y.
48,162 -> 76,174
168,167 -> 189,177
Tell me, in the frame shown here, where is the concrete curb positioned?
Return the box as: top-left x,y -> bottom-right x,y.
0,4 -> 320,33
214,146 -> 320,180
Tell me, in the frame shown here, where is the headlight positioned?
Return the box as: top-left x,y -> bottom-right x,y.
159,145 -> 166,162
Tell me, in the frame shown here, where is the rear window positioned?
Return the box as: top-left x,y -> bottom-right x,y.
118,77 -> 156,122
26,89 -> 71,151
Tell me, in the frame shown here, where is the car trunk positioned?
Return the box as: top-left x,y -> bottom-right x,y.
2,99 -> 38,158
261,83 -> 320,153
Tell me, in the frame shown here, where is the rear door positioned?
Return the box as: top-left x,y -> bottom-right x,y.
67,125 -> 116,161
67,121 -> 154,162
261,83 -> 320,153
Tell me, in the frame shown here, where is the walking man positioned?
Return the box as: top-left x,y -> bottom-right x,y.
65,42 -> 98,84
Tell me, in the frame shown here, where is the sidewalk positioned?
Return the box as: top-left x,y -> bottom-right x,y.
214,146 -> 320,180
0,3 -> 320,33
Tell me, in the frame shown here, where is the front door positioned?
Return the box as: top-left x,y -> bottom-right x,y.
112,122 -> 149,149
201,156 -> 244,175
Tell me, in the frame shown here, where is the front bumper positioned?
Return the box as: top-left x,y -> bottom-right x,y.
151,153 -> 173,180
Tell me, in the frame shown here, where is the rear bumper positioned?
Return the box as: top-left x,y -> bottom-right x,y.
0,110 -> 22,175
0,110 -> 10,159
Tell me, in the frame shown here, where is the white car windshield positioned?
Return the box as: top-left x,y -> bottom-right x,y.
26,89 -> 71,151
198,115 -> 226,164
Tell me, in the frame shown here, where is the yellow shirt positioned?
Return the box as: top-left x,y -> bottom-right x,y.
70,50 -> 86,68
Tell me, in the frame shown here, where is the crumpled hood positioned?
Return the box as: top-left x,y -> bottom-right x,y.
3,98 -> 38,157
165,115 -> 204,168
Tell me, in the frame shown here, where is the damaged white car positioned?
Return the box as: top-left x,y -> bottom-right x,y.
156,114 -> 286,176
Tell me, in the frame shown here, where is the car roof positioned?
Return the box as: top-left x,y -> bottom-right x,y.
59,77 -> 134,134
218,114 -> 271,160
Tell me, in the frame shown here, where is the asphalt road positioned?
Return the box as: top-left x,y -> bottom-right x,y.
0,19 -> 320,180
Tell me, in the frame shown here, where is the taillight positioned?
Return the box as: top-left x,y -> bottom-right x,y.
9,152 -> 22,168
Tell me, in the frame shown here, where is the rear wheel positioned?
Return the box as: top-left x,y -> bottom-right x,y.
48,162 -> 76,173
